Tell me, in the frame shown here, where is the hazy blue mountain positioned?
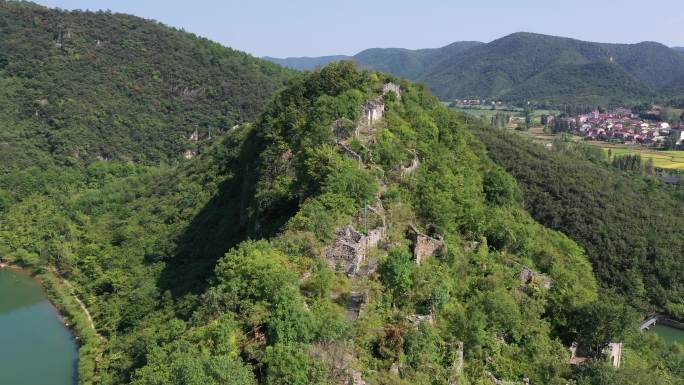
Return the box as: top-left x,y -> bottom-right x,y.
263,55 -> 351,70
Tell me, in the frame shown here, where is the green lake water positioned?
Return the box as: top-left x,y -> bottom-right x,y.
0,268 -> 78,385
652,323 -> 684,346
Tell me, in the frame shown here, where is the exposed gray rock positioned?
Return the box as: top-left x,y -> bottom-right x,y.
462,241 -> 480,253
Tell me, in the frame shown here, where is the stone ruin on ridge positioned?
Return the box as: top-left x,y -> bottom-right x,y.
519,266 -> 553,290
407,224 -> 445,264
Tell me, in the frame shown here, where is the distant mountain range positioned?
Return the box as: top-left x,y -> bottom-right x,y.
266,33 -> 684,104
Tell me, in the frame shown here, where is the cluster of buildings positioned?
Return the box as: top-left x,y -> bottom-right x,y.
453,99 -> 504,106
557,108 -> 684,147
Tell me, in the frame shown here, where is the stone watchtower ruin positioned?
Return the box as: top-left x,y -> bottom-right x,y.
382,82 -> 402,99
360,99 -> 385,127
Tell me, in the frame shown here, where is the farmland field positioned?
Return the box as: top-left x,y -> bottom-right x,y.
587,142 -> 684,170
450,105 -> 560,125
509,127 -> 684,170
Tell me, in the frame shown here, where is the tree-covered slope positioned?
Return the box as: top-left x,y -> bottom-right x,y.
473,128 -> 684,314
422,33 -> 684,102
353,41 -> 483,80
504,62 -> 654,104
600,41 -> 684,89
6,63 -> 675,385
0,1 -> 292,168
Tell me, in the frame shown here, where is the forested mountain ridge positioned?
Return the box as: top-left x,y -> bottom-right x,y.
267,33 -> 684,103
352,41 -> 484,80
6,62 -> 677,385
0,1 -> 292,169
263,41 -> 484,76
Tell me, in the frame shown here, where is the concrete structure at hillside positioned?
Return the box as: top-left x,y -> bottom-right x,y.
569,341 -> 623,368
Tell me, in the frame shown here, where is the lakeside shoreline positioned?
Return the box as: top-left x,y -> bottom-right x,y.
1,260 -> 100,385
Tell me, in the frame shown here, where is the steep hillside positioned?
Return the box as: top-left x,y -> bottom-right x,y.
673,47 -> 684,53
473,128 -> 684,313
504,62 -> 654,104
422,33 -> 684,102
0,1 -> 292,168
600,41 -> 684,89
263,55 -> 352,71
6,63 -> 672,385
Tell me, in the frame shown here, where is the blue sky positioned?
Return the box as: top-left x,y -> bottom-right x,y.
35,0 -> 684,57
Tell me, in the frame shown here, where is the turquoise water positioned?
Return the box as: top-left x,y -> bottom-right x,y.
0,268 -> 78,385
652,323 -> 684,346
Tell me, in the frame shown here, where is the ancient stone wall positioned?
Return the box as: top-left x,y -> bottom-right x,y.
382,82 -> 402,99
360,99 -> 384,127
407,224 -> 445,264
325,225 -> 385,276
519,267 -> 552,289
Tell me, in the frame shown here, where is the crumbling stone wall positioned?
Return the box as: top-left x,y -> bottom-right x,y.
325,225 -> 385,276
382,82 -> 402,99
401,151 -> 420,179
406,314 -> 434,326
519,267 -> 552,289
360,99 -> 384,127
407,224 -> 445,264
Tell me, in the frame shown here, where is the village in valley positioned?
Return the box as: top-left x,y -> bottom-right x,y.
551,107 -> 684,148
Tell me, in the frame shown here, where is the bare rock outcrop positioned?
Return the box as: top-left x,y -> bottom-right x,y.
448,341 -> 464,385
